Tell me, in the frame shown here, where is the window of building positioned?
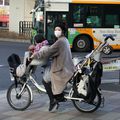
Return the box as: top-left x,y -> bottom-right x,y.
0,0 -> 3,5
4,0 -> 9,6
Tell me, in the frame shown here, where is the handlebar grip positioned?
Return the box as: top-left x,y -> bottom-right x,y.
104,35 -> 115,41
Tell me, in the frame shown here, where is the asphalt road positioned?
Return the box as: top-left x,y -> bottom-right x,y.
0,41 -> 120,91
0,41 -> 30,90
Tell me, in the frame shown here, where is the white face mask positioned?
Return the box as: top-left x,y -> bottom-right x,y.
54,30 -> 62,38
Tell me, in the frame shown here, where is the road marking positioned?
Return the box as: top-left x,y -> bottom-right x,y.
0,65 -> 8,68
0,65 -> 4,67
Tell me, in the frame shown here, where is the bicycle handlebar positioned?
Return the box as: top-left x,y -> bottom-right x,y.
104,35 -> 115,42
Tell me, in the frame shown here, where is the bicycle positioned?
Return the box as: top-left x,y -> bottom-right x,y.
7,35 -> 114,112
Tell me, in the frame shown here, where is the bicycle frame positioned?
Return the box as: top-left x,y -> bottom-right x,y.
29,75 -> 46,93
17,72 -> 46,98
16,80 -> 33,102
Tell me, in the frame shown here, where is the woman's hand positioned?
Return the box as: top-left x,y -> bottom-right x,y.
29,54 -> 34,60
30,54 -> 34,60
28,45 -> 35,53
26,56 -> 33,66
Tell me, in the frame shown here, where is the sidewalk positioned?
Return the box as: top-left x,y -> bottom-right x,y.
1,88 -> 120,120
0,38 -> 30,43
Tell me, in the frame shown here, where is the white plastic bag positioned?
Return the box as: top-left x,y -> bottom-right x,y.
16,64 -> 26,77
16,51 -> 29,77
77,75 -> 88,96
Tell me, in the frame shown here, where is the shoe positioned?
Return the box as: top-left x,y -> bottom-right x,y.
49,100 -> 59,112
57,97 -> 67,102
54,93 -> 67,102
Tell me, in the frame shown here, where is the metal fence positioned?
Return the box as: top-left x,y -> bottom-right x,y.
19,21 -> 33,38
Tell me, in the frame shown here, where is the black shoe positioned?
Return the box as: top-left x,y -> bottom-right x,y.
54,93 -> 67,102
49,100 -> 59,112
58,97 -> 67,102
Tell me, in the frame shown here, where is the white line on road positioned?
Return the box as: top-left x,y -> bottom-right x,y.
0,65 -> 8,68
0,65 -> 4,67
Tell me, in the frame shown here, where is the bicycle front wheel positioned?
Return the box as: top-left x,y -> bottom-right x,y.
7,83 -> 32,111
72,91 -> 101,113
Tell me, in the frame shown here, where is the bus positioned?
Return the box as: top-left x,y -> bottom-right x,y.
0,0 -> 9,28
33,0 -> 120,52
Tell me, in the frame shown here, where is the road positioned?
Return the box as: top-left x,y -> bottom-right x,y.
0,41 -> 120,91
0,41 -> 30,90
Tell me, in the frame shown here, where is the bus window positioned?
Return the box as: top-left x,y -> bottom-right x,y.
105,15 -> 119,28
71,4 -> 85,27
86,5 -> 102,28
73,5 -> 84,23
86,16 -> 101,27
104,5 -> 120,28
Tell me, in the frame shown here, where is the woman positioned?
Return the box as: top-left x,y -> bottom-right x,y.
30,22 -> 75,112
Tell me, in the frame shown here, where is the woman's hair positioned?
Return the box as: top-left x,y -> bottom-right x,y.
34,34 -> 45,43
54,22 -> 67,35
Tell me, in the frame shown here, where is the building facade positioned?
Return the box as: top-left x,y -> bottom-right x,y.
9,0 -> 34,33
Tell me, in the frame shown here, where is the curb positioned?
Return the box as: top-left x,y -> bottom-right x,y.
0,38 -> 30,43
101,78 -> 119,83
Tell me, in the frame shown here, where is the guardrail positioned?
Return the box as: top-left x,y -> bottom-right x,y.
19,21 -> 33,38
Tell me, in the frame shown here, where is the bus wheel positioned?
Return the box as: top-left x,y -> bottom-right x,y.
73,36 -> 91,52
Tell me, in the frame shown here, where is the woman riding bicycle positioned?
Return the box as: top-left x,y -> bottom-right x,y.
30,22 -> 75,112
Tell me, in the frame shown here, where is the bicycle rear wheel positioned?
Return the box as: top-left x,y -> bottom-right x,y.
7,83 -> 31,110
72,91 -> 101,113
